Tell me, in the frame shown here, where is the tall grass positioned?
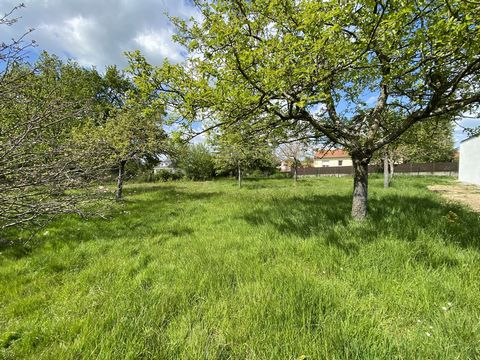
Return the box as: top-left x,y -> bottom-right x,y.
1,176 -> 479,359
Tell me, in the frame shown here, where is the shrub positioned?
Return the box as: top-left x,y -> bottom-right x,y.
135,170 -> 183,183
269,171 -> 291,179
177,144 -> 215,181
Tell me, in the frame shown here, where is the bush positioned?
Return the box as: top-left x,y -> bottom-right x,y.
269,171 -> 291,179
177,144 -> 215,181
156,170 -> 183,182
246,169 -> 265,178
135,170 -> 183,183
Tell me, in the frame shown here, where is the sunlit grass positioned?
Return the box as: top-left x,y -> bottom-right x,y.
1,176 -> 479,359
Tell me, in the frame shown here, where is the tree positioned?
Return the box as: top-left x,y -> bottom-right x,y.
0,9 -> 106,237
0,4 -> 35,87
151,0 -> 480,219
390,119 -> 455,163
376,115 -> 455,187
96,65 -> 133,122
75,103 -> 166,200
73,62 -> 168,200
212,128 -> 276,187
277,141 -> 307,183
176,143 -> 215,181
301,155 -> 314,168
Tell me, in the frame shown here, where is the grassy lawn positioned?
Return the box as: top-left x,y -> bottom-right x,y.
1,176 -> 480,359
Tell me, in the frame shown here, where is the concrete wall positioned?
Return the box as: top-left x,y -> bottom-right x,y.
459,135 -> 480,185
313,158 -> 353,168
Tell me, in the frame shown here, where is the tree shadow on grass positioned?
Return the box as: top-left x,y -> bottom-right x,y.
216,178 -> 293,190
241,193 -> 480,254
0,186 -> 221,260
123,185 -> 222,207
241,182 -> 285,190
121,184 -> 180,196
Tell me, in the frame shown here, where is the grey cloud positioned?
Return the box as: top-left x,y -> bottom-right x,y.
0,0 -> 196,69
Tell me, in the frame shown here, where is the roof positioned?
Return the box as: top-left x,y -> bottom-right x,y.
460,133 -> 479,144
314,149 -> 350,159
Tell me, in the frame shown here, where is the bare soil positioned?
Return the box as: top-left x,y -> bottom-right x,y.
428,183 -> 480,213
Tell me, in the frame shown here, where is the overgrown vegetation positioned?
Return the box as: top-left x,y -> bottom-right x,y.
1,176 -> 479,359
0,8 -> 168,237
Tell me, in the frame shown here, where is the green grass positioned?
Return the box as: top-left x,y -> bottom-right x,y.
1,176 -> 480,359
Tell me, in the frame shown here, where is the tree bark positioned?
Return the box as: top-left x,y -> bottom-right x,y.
383,149 -> 389,189
293,157 -> 298,183
351,156 -> 369,220
116,159 -> 127,200
389,159 -> 394,181
238,162 -> 242,188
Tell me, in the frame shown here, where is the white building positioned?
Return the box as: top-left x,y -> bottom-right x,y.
459,135 -> 480,185
279,161 -> 291,173
153,160 -> 177,174
313,149 -> 352,168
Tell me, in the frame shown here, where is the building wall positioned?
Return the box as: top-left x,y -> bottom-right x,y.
313,157 -> 353,168
279,161 -> 291,173
459,136 -> 480,185
153,166 -> 176,174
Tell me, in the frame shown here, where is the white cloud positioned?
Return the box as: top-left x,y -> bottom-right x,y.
454,117 -> 480,146
0,0 -> 197,69
37,15 -> 99,66
133,28 -> 185,63
191,132 -> 206,144
309,103 -> 327,116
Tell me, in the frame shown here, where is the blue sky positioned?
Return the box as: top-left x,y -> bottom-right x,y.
1,0 -> 478,146
453,116 -> 480,146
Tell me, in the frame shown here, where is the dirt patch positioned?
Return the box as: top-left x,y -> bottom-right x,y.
428,184 -> 480,213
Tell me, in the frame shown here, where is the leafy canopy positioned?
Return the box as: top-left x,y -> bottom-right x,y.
158,0 -> 480,160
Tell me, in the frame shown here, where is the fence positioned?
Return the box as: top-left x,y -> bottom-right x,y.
295,162 -> 458,177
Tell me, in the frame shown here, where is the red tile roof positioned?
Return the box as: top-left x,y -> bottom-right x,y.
314,149 -> 350,159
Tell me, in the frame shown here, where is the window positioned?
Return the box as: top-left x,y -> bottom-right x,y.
338,160 -> 343,166
322,160 -> 329,167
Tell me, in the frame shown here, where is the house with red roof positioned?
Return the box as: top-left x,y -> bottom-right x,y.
313,149 -> 351,168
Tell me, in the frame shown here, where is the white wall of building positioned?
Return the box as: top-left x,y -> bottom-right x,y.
313,158 -> 353,168
459,135 -> 480,185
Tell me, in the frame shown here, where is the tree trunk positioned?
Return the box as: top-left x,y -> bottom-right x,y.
389,159 -> 394,181
238,162 -> 242,188
351,157 -> 369,220
383,149 -> 389,189
116,159 -> 127,200
293,158 -> 298,183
